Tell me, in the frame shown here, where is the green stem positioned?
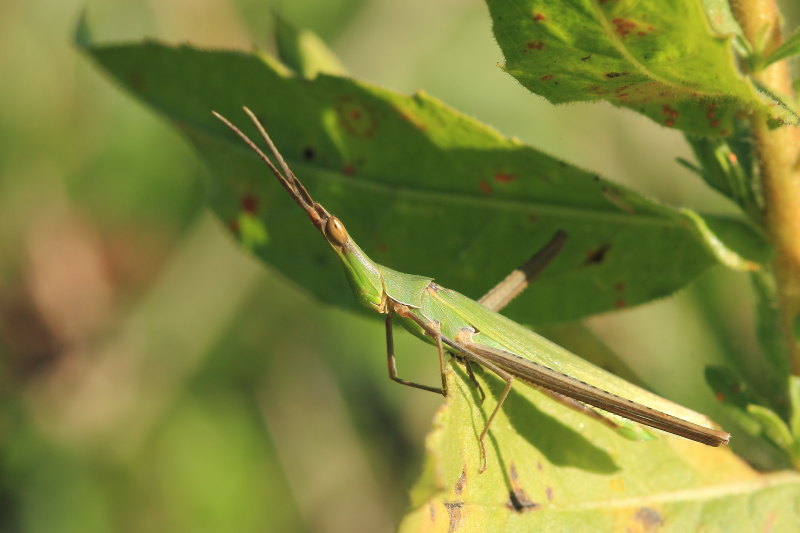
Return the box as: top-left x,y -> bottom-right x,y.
732,0 -> 800,375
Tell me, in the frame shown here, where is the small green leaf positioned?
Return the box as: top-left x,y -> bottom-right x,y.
274,14 -> 347,78
763,28 -> 800,68
603,412 -> 658,441
399,364 -> 800,532
700,0 -> 752,59
786,377 -> 800,467
789,376 -> 800,442
752,80 -> 800,127
705,366 -> 764,435
747,404 -> 794,453
74,10 -> 92,49
486,0 -> 798,135
682,125 -> 762,221
752,272 -> 791,381
705,366 -> 796,462
678,208 -> 762,271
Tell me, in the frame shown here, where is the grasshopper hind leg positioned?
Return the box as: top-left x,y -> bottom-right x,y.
464,360 -> 486,404
533,385 -> 622,431
469,358 -> 514,473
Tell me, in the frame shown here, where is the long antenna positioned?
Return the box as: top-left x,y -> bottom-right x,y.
211,108 -> 329,229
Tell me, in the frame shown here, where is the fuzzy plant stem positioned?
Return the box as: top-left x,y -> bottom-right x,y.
732,0 -> 800,374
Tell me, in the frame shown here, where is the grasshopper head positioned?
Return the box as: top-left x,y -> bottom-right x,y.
213,108 -> 387,314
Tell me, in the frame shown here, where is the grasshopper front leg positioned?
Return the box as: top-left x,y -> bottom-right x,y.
386,231 -> 565,400
385,309 -> 447,397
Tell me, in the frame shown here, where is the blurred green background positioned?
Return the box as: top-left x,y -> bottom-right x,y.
1,1 -> 798,531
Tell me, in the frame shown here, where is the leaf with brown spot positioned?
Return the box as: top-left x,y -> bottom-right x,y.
398,366 -> 800,532
487,0 -> 798,135
78,26 -> 768,323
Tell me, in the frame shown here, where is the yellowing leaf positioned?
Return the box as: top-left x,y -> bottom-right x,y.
399,364 -> 800,532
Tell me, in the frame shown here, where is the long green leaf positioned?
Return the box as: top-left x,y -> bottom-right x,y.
79,27 -> 766,323
763,28 -> 800,68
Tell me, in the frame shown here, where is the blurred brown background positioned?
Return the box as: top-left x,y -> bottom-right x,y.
1,1 -> 797,531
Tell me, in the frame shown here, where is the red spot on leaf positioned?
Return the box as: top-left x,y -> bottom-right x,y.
634,508 -> 663,529
540,74 -> 554,81
715,392 -> 726,402
526,41 -> 544,50
528,213 -> 539,223
241,194 -> 258,214
228,219 -> 239,234
478,180 -> 493,195
709,119 -> 720,128
614,281 -> 624,292
507,463 -> 538,512
376,242 -> 388,253
494,172 -> 516,183
454,468 -> 466,495
763,512 -> 777,533
662,105 -> 679,118
728,152 -> 738,164
584,244 -> 611,266
612,18 -> 638,38
129,72 -> 145,90
615,299 -> 626,308
533,13 -> 546,21
343,163 -> 355,176
720,129 -> 730,136
336,96 -> 378,138
662,105 -> 679,127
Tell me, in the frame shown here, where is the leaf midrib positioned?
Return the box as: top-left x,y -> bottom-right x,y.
199,119 -> 682,228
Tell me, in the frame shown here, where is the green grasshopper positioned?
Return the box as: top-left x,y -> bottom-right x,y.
213,108 -> 730,472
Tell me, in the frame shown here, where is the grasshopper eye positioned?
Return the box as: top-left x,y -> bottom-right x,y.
325,216 -> 349,246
